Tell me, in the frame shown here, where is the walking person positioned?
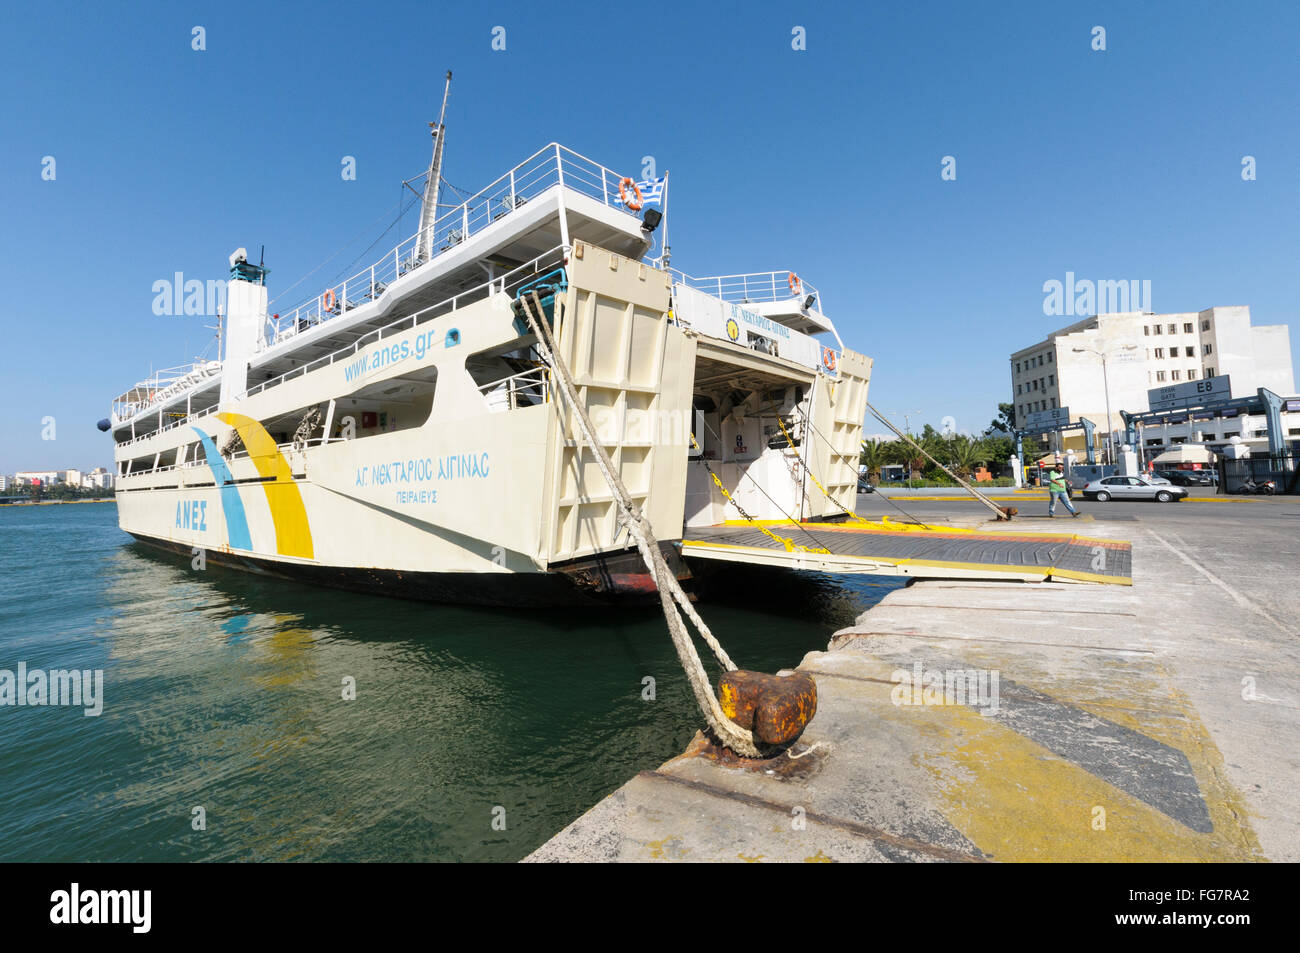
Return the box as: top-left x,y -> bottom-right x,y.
1047,464 -> 1079,517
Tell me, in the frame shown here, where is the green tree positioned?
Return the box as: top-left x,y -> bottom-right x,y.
945,435 -> 989,479
987,402 -> 1016,434
859,440 -> 889,482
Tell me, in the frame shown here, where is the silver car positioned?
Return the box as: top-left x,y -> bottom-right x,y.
1082,476 -> 1187,503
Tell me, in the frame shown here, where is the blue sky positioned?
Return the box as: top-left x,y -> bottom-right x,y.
3,0 -> 1298,473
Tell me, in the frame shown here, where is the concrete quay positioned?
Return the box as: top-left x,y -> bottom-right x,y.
528,510 -> 1298,862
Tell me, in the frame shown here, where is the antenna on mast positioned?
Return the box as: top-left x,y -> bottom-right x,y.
416,70 -> 453,263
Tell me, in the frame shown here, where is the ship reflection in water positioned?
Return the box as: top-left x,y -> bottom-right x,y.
0,504 -> 902,862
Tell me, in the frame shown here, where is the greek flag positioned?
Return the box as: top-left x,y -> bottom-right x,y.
618,175 -> 666,208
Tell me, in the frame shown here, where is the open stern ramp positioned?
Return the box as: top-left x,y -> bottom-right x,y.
681,520 -> 1133,585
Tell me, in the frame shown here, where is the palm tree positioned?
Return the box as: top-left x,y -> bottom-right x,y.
859,439 -> 889,482
945,436 -> 989,479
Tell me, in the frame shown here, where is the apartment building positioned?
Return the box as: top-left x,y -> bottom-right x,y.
1010,307 -> 1295,451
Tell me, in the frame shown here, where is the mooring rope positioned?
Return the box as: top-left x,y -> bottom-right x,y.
517,291 -> 763,756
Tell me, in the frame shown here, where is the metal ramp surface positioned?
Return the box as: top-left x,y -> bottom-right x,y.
680,519 -> 1132,585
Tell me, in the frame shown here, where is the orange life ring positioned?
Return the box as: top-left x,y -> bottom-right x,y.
788,272 -> 803,295
322,289 -> 336,312
822,347 -> 837,372
618,177 -> 643,211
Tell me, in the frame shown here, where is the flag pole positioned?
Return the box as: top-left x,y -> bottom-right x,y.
660,170 -> 670,270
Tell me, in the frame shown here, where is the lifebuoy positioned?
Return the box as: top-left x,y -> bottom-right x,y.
322,289 -> 336,312
822,347 -> 837,373
618,177 -> 643,211
788,272 -> 802,296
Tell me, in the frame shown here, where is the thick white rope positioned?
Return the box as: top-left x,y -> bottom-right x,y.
518,291 -> 760,756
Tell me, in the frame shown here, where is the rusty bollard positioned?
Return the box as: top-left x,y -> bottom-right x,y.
717,670 -> 817,749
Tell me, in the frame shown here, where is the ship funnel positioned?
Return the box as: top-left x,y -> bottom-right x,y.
219,246 -> 269,408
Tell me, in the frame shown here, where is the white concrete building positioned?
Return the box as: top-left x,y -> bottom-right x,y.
87,467 -> 113,490
14,470 -> 62,486
1011,307 -> 1295,454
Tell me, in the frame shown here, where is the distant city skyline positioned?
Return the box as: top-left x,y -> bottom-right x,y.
3,1 -> 1299,473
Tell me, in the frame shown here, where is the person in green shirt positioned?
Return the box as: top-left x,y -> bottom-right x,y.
1047,465 -> 1079,517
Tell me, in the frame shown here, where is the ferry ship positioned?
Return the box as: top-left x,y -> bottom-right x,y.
104,91 -> 873,606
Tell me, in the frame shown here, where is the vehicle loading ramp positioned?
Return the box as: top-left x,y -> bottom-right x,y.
681,518 -> 1132,585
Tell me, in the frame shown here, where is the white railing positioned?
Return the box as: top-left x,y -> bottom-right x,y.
242,245 -> 567,401
111,361 -> 222,425
116,406 -> 220,450
672,269 -> 822,309
263,144 -> 635,350
478,366 -> 550,412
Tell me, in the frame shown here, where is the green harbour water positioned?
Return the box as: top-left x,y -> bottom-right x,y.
0,502 -> 903,861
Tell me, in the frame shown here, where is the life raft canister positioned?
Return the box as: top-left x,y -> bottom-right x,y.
788,272 -> 803,296
822,347 -> 837,373
618,177 -> 643,211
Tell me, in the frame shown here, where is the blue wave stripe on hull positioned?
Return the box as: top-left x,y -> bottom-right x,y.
191,427 -> 253,551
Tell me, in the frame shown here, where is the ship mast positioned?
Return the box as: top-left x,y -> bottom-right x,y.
415,70 -> 452,263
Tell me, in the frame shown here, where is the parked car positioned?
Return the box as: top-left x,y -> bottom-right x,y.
1154,469 -> 1215,487
856,479 -> 875,494
1081,476 -> 1188,503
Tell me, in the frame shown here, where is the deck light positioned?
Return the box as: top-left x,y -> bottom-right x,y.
803,293 -> 817,311
641,208 -> 662,232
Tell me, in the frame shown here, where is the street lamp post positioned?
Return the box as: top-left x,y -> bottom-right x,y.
1073,345 -> 1136,467
891,410 -> 922,487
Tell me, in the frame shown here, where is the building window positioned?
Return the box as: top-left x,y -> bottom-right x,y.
1016,362 -> 1021,373
1047,351 -> 1053,363
1203,343 -> 1212,355
1146,438 -> 1161,446
1187,369 -> 1197,379
1153,325 -> 1162,335
1201,319 -> 1210,331
1222,431 -> 1238,439
1183,322 -> 1193,334
1289,428 -> 1300,437
1156,371 -> 1167,382
1050,397 -> 1057,408
1017,384 -> 1022,394
1206,368 -> 1215,378
1167,323 -> 1177,334
1048,374 -> 1055,386
1172,370 -> 1181,381
1143,325 -> 1150,336
1185,346 -> 1194,357
1154,347 -> 1164,358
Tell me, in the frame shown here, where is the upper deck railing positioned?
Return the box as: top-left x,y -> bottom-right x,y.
114,145 -> 636,428
243,246 -> 566,400
264,143 -> 636,349
672,270 -> 822,310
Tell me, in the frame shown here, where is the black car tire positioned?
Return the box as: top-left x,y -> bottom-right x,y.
1156,491 -> 1172,503
1095,491 -> 1110,502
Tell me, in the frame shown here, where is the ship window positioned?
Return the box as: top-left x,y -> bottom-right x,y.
255,369 -> 440,446
466,343 -> 548,412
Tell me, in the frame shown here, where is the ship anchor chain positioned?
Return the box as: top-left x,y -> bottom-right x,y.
515,287 -> 816,758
